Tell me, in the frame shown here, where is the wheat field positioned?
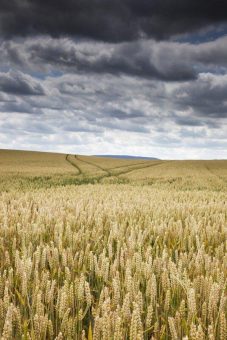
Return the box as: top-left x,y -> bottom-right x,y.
0,150 -> 226,339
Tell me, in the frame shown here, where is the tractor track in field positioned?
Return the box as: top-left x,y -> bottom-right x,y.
65,154 -> 82,175
75,155 -> 111,176
75,155 -> 168,180
76,155 -> 165,176
102,159 -> 158,170
114,161 -> 165,176
66,154 -> 173,183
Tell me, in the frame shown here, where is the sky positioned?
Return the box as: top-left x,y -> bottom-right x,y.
0,1 -> 227,159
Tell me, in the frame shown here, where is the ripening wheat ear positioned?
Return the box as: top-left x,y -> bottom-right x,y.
168,317 -> 178,340
187,288 -> 197,320
220,312 -> 226,340
0,275 -> 4,299
101,309 -> 111,340
197,324 -> 205,340
2,304 -> 13,339
48,319 -> 54,339
122,293 -> 131,321
12,307 -> 22,338
130,303 -> 143,340
84,281 -> 92,307
208,324 -> 215,340
190,323 -> 197,340
113,315 -> 122,340
93,315 -> 101,340
112,276 -> 120,307
55,332 -> 64,340
3,284 -> 10,311
164,289 -> 171,312
146,303 -> 153,329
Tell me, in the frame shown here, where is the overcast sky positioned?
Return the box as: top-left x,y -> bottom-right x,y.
0,0 -> 227,159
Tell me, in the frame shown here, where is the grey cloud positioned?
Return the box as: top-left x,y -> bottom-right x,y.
106,109 -> 146,120
174,115 -> 221,129
27,39 -> 196,81
0,68 -> 226,158
2,36 -> 227,82
45,72 -> 227,134
1,68 -> 226,135
44,73 -> 161,134
1,101 -> 35,114
0,120 -> 53,134
173,74 -> 227,118
178,128 -> 208,139
174,117 -> 205,127
100,119 -> 150,134
0,71 -> 45,95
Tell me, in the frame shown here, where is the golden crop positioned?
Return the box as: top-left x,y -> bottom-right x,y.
0,150 -> 226,339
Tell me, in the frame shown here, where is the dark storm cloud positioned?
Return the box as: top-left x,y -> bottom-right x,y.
0,71 -> 45,95
0,1 -> 227,42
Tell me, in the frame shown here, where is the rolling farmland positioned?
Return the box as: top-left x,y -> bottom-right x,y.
0,150 -> 226,339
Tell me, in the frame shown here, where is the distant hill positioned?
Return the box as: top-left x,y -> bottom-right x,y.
94,155 -> 159,160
